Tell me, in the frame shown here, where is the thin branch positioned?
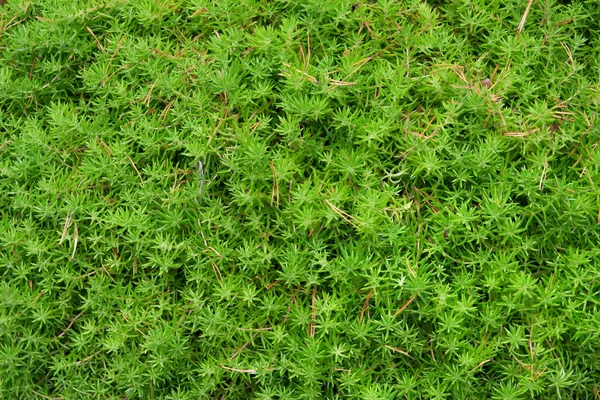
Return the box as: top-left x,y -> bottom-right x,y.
469,359 -> 492,373
517,0 -> 535,37
58,311 -> 84,337
324,199 -> 362,229
126,154 -> 144,185
103,34 -> 126,85
220,365 -> 258,374
59,213 -> 72,245
75,350 -> 102,366
384,345 -> 410,356
70,222 -> 78,261
309,286 -> 317,337
360,289 -> 374,324
394,293 -> 418,317
86,26 -> 105,52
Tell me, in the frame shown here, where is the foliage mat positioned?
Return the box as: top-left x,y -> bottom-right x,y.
1,0 -> 600,398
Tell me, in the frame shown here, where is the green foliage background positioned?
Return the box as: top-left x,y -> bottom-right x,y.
1,0 -> 600,398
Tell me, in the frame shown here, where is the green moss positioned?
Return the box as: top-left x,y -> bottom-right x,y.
1,0 -> 600,398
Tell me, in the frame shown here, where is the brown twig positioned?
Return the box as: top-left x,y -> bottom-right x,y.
230,339 -> 252,360
207,110 -> 228,146
126,154 -> 144,185
59,213 -> 72,245
538,160 -> 548,191
220,365 -> 258,374
359,289 -> 374,324
384,344 -> 410,356
469,359 -> 492,373
309,286 -> 317,337
324,199 -> 362,229
560,42 -> 575,72
58,311 -> 83,337
197,223 -> 223,258
237,327 -> 273,331
517,0 -> 535,37
86,26 -> 105,52
418,115 -> 436,138
504,130 -> 536,137
70,222 -> 78,261
103,34 -> 126,84
394,293 -> 418,317
211,262 -> 223,283
75,350 -> 102,366
270,159 -> 280,207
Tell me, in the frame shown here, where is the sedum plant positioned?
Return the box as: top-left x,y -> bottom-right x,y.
1,0 -> 600,398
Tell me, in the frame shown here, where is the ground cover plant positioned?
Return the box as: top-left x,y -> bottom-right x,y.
1,0 -> 600,398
